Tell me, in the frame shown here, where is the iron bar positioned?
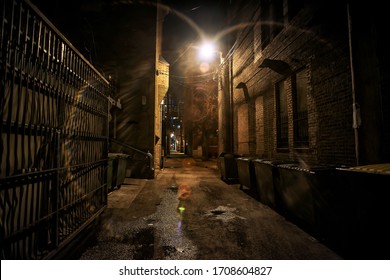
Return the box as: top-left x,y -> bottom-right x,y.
1,0 -> 111,259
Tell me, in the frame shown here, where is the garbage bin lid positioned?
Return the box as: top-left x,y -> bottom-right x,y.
277,163 -> 316,173
108,152 -> 131,159
237,157 -> 257,161
108,152 -> 121,158
348,163 -> 390,175
253,159 -> 287,166
308,165 -> 336,172
277,163 -> 299,168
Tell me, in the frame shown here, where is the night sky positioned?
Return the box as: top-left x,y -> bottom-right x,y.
161,0 -> 229,62
29,0 -> 229,76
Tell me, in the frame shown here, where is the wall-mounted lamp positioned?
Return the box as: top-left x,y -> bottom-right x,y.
235,82 -> 250,102
259,58 -> 292,76
235,82 -> 246,89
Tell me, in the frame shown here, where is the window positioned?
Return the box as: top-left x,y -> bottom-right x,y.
276,79 -> 288,148
293,69 -> 309,147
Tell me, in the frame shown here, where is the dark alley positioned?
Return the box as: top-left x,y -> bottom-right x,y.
1,0 -> 390,279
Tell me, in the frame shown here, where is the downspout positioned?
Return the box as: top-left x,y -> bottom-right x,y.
347,3 -> 361,166
229,56 -> 234,153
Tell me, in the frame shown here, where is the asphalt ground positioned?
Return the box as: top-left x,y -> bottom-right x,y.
79,155 -> 342,260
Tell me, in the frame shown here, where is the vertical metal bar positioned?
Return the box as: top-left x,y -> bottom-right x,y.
46,29 -> 51,127
26,182 -> 33,259
52,129 -> 60,248
50,32 -> 55,129
5,0 -> 16,177
53,35 -> 59,128
20,5 -> 29,174
53,29 -> 61,247
6,2 -> 18,242
35,20 -> 41,126
30,14 -> 38,170
0,0 -> 8,177
12,1 -> 23,258
41,25 -> 47,126
12,2 -> 21,175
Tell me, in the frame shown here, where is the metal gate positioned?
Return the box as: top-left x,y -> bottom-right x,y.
1,0 -> 111,259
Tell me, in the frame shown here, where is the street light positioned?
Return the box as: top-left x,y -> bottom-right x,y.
199,41 -> 217,61
195,40 -> 230,158
197,40 -> 223,64
197,40 -> 232,155
196,40 -> 224,78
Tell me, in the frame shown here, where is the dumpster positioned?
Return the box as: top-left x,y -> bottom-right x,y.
107,154 -> 115,189
107,153 -> 118,190
275,163 -> 337,236
116,153 -> 128,186
108,153 -> 129,190
336,163 -> 390,259
310,166 -> 350,251
218,152 -> 241,182
236,157 -> 258,199
252,159 -> 285,210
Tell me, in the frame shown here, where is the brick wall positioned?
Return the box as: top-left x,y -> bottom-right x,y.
229,0 -> 357,166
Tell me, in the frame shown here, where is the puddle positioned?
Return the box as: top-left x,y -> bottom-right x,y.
82,174 -> 198,260
210,210 -> 226,215
205,206 -> 246,222
150,185 -> 198,259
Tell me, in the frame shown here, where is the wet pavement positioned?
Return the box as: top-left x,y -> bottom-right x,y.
79,155 -> 342,260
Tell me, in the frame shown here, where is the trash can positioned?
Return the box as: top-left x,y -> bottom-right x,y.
108,153 -> 129,190
116,153 -> 128,186
252,159 -> 284,210
236,157 -> 258,199
309,166 -> 349,250
336,163 -> 390,259
218,152 -> 240,182
107,153 -> 118,190
275,163 -> 336,235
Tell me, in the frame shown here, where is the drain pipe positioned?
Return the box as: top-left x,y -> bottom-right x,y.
229,55 -> 234,153
347,3 -> 361,166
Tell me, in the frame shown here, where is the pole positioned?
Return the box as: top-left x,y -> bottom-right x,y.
347,3 -> 360,166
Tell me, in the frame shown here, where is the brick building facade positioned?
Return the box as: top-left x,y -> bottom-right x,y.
220,0 -> 390,167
